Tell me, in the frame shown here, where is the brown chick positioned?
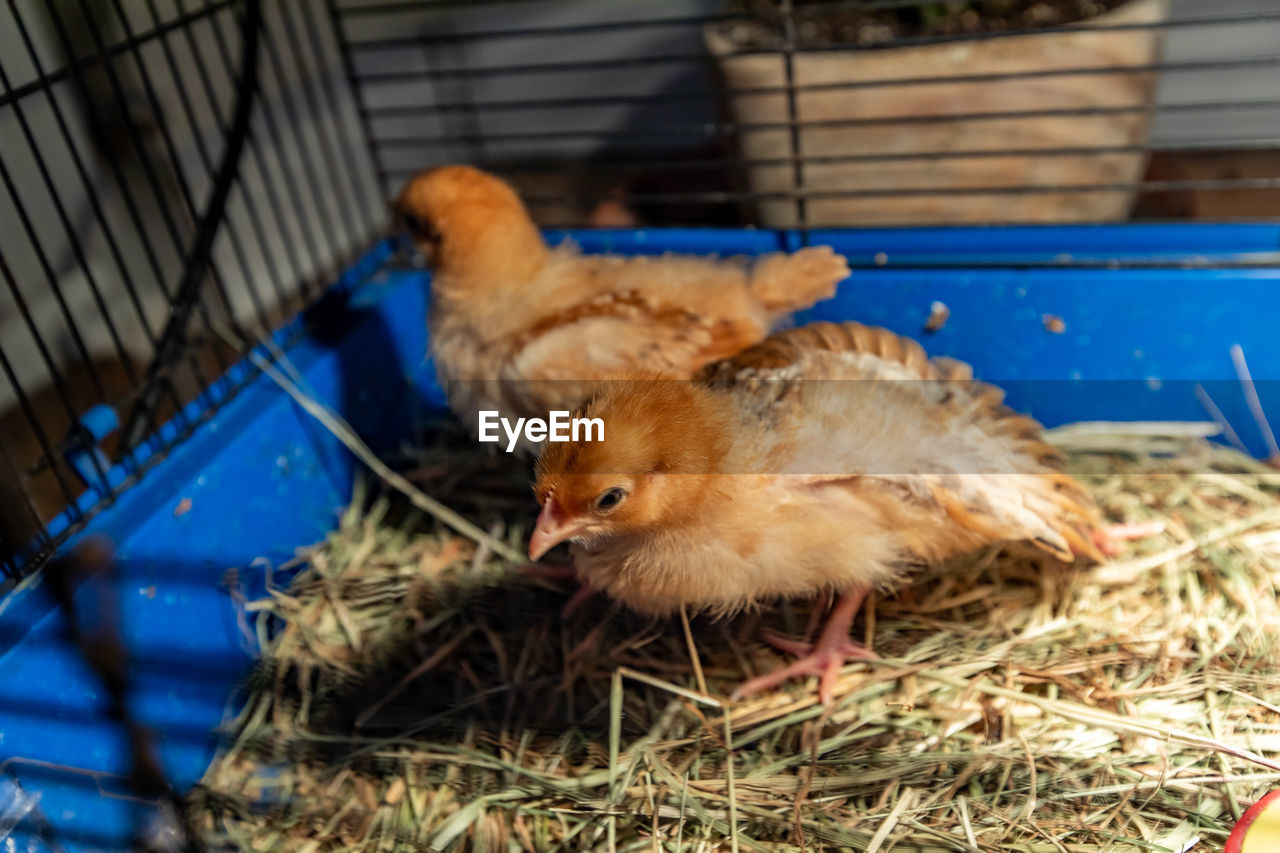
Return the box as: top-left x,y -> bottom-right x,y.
394,165 -> 850,451
529,321 -> 1105,705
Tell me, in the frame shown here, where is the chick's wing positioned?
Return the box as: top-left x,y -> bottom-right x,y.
506,288 -> 765,385
702,322 -> 1101,562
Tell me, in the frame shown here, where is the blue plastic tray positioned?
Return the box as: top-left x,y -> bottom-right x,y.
3,225 -> 1279,850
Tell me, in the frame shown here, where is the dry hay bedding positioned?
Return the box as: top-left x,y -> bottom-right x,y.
190,423 -> 1280,852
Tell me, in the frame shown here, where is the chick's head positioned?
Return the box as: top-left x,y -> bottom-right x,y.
529,379 -> 732,561
394,165 -> 547,288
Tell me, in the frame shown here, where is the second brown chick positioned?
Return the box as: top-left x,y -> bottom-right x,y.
530,321 -> 1104,704
394,165 -> 850,452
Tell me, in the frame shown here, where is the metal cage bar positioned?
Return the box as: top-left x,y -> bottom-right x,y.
329,0 -> 1280,229
0,0 -> 383,584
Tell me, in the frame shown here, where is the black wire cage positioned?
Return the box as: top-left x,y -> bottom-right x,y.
4,0 -> 1280,584
2,0 -> 1280,848
0,0 -> 383,581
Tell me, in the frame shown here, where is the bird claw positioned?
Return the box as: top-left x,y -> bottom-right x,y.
1092,520 -> 1166,557
733,636 -> 877,706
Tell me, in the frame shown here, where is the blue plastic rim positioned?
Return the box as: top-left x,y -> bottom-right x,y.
2,223 -> 1279,851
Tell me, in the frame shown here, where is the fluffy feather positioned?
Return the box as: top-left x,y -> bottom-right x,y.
394,165 -> 849,450
532,321 -> 1102,620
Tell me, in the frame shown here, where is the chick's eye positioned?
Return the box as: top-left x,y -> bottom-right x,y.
593,487 -> 628,513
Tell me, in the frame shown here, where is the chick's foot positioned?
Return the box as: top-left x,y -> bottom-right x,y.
732,587 -> 875,706
1091,520 -> 1166,557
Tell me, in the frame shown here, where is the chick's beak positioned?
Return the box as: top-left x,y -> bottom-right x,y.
529,500 -> 588,561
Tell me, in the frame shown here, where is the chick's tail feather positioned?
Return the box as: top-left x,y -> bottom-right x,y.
749,246 -> 850,317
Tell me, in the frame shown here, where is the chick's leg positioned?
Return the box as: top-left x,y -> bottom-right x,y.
732,587 -> 876,706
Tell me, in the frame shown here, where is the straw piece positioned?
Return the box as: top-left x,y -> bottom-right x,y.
864,787 -> 914,853
1194,385 -> 1251,455
617,666 -> 723,708
1231,344 -> 1280,458
680,606 -> 710,699
215,322 -> 525,564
